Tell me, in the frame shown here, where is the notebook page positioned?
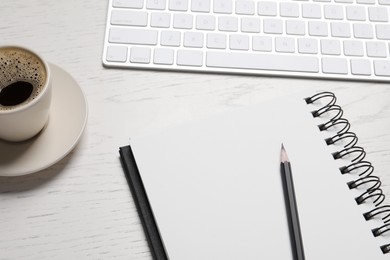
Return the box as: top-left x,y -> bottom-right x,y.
130,94 -> 387,259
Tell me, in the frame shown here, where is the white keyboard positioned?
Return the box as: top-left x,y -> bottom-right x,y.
103,0 -> 390,82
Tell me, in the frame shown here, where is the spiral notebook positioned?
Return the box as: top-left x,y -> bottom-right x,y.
120,92 -> 390,259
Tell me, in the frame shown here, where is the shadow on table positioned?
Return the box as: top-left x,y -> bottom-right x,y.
0,150 -> 75,193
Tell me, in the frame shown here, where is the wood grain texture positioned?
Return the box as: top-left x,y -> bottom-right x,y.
1,1 -> 390,259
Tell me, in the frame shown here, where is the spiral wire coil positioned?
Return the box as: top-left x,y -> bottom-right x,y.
305,92 -> 390,254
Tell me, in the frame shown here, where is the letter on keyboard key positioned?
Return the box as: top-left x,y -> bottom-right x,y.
302,4 -> 322,19
346,6 -> 366,21
229,35 -> 249,50
207,33 -> 227,49
109,28 -> 158,45
298,38 -> 318,54
366,42 -> 387,58
275,37 -> 295,53
241,17 -> 261,33
374,60 -> 390,76
147,0 -> 166,10
177,50 -> 203,66
169,0 -> 188,11
263,19 -> 283,34
343,40 -> 364,56
206,51 -> 319,73
280,3 -> 299,18
253,36 -> 272,52
192,0 -> 210,12
213,0 -> 233,14
258,1 -> 277,16
236,1 -> 255,15
322,57 -> 348,74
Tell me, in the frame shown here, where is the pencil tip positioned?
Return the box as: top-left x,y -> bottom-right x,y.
280,143 -> 289,162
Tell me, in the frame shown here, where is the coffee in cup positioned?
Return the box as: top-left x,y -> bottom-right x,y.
0,46 -> 52,142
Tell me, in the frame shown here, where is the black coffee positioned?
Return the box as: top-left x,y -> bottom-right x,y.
0,47 -> 47,111
0,81 -> 34,106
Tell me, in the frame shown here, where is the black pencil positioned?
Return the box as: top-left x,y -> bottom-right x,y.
280,144 -> 305,260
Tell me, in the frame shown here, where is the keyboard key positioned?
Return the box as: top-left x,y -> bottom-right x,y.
275,37 -> 295,53
196,15 -> 216,30
241,17 -> 261,33
146,0 -> 166,10
111,10 -> 148,26
376,24 -> 390,40
113,0 -> 143,9
366,42 -> 387,57
169,0 -> 188,11
379,0 -> 390,4
213,0 -> 233,14
298,38 -> 318,54
322,58 -> 348,74
130,47 -> 151,63
286,20 -> 305,36
353,24 -> 374,39
161,31 -> 181,46
191,0 -> 210,12
302,4 -> 322,19
374,60 -> 390,76
150,12 -> 171,28
177,50 -> 203,66
324,5 -> 344,20
206,51 -> 319,72
109,28 -> 158,45
235,1 -> 255,15
263,19 -> 283,34
252,36 -> 272,52
106,46 -> 128,62
229,34 -> 249,50
343,40 -> 364,56
258,1 -> 277,16
309,21 -> 328,36
351,59 -> 371,75
280,3 -> 299,18
173,13 -> 193,29
154,48 -> 174,65
207,33 -> 227,49
331,22 -> 351,38
218,16 -> 238,32
346,6 -> 366,21
321,39 -> 341,55
368,7 -> 389,22
184,32 -> 204,48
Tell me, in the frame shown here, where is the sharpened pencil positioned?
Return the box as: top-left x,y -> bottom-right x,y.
280,144 -> 305,260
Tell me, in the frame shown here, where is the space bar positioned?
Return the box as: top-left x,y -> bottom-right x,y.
206,51 -> 319,73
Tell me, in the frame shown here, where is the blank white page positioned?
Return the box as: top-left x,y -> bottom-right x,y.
130,94 -> 388,259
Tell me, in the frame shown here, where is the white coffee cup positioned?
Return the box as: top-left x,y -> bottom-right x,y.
0,46 -> 52,142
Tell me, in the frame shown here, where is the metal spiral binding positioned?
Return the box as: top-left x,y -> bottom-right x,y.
306,92 -> 390,255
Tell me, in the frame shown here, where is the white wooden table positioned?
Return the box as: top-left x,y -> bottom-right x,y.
1,1 -> 390,259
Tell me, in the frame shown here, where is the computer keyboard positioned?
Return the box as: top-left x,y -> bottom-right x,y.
103,0 -> 390,82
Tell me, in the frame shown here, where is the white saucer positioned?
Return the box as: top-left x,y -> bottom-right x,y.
0,63 -> 87,176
